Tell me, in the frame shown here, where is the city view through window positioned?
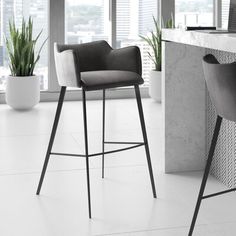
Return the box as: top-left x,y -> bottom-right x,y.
176,0 -> 230,29
0,0 -> 48,90
0,1 -> 230,91
116,0 -> 158,85
175,0 -> 214,27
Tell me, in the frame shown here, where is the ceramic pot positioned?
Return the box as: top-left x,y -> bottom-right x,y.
6,75 -> 40,110
149,70 -> 162,102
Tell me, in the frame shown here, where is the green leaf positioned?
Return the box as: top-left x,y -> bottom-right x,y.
5,17 -> 48,76
139,14 -> 174,71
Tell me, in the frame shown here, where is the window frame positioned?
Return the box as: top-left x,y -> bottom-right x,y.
214,0 -> 222,28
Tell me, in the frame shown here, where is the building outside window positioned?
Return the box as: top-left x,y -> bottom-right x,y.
65,0 -> 110,44
0,0 -> 229,94
116,0 -> 158,86
175,0 -> 214,28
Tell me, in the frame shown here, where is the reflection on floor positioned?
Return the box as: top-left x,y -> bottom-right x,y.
0,99 -> 235,236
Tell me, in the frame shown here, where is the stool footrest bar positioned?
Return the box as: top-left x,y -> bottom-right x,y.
104,141 -> 145,145
50,143 -> 144,159
51,152 -> 86,157
202,188 -> 236,199
88,143 -> 145,157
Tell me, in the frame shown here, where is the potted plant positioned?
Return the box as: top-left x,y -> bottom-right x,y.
140,16 -> 174,102
5,17 -> 47,110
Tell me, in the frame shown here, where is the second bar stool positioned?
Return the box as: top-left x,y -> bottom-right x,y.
36,40 -> 157,218
189,54 -> 236,235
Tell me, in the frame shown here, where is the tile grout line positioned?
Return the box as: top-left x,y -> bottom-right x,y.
94,220 -> 236,236
93,224 -> 208,236
0,163 -> 148,177
0,126 -> 159,139
0,131 -> 77,139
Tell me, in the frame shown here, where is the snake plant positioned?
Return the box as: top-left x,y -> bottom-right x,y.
5,17 -> 47,76
140,15 -> 174,71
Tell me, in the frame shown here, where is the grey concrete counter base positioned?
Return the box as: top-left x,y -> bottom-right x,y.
163,42 -> 206,173
162,29 -> 236,188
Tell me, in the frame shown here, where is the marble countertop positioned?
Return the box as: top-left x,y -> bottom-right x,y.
162,29 -> 236,53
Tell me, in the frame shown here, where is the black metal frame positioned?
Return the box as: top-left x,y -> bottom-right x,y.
36,85 -> 157,218
36,86 -> 66,195
102,89 -> 105,178
189,115 -> 223,236
134,85 -> 157,198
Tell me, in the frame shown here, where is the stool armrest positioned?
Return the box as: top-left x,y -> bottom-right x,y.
54,43 -> 81,87
107,46 -> 142,75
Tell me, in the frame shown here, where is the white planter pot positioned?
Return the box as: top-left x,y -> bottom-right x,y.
149,70 -> 162,102
6,75 -> 40,110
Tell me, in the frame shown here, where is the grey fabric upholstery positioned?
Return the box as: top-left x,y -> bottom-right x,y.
54,44 -> 81,87
106,46 -> 142,75
203,54 -> 236,122
54,40 -> 143,90
81,70 -> 143,91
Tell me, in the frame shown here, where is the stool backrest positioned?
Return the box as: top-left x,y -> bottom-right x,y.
203,54 -> 236,122
54,40 -> 112,87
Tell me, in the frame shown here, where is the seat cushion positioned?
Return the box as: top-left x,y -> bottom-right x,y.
81,70 -> 144,91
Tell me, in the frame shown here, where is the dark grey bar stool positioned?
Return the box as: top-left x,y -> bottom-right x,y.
36,40 -> 156,218
189,54 -> 236,235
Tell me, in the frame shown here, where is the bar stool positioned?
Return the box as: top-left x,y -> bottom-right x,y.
189,54 -> 236,235
36,40 -> 157,218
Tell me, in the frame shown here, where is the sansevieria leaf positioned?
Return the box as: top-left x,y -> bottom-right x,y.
139,15 -> 174,71
5,17 -> 47,76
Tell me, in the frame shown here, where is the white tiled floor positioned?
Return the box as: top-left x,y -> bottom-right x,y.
1,99 -> 236,236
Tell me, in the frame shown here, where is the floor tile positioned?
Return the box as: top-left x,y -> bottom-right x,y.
0,99 -> 235,236
0,167 -> 209,236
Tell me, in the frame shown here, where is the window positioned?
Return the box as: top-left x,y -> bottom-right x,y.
116,0 -> 158,86
0,0 -> 229,97
0,0 -> 48,91
65,0 -> 110,44
175,0 -> 214,28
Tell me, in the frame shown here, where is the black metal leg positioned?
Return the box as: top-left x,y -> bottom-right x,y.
82,89 -> 92,219
102,89 -> 106,178
188,115 -> 222,236
134,85 -> 157,198
36,86 -> 66,195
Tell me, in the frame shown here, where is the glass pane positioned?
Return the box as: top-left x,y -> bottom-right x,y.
222,0 -> 230,29
175,0 -> 214,28
0,0 -> 48,91
116,0 -> 158,86
65,0 -> 110,44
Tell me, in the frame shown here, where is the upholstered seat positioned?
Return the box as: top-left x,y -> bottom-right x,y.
54,40 -> 143,90
81,70 -> 143,91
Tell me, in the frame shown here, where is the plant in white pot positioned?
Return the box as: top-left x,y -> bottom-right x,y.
5,17 -> 47,110
140,16 -> 174,102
